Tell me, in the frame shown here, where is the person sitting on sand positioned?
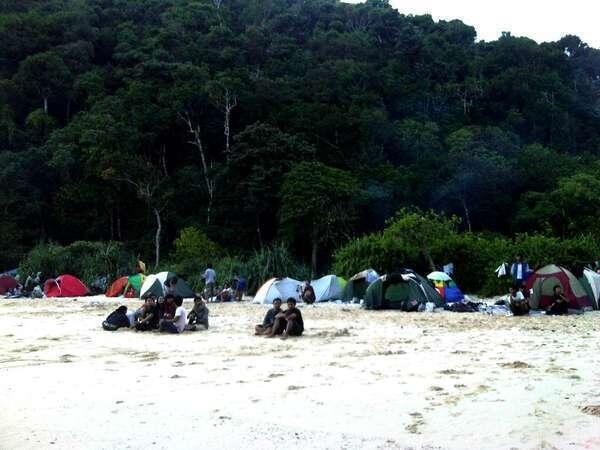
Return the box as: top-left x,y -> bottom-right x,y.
161,294 -> 177,320
266,298 -> 304,339
547,285 -> 569,315
301,281 -> 316,305
102,305 -> 131,331
507,286 -> 529,316
187,295 -> 209,330
255,298 -> 282,335
135,296 -> 160,331
218,283 -> 234,302
159,295 -> 187,333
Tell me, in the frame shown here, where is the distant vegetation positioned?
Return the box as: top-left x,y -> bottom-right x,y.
2,0 -> 600,291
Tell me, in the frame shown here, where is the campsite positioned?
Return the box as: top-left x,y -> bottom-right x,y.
3,0 -> 600,448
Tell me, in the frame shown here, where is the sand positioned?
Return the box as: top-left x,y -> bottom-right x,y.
1,297 -> 600,450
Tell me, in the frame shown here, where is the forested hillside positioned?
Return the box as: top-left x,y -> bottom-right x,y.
2,0 -> 600,277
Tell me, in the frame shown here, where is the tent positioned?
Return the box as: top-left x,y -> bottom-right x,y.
427,271 -> 464,302
364,271 -> 443,310
525,265 -> 592,310
105,274 -> 145,298
106,276 -> 129,297
0,275 -> 18,295
43,274 -> 89,297
341,269 -> 379,302
579,268 -> 600,310
139,272 -> 195,298
252,278 -> 302,304
310,275 -> 346,302
126,273 -> 145,296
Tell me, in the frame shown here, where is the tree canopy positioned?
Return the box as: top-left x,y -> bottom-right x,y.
1,0 -> 600,273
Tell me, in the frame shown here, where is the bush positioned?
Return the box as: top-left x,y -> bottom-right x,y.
241,242 -> 310,293
333,210 -> 600,296
19,241 -> 135,285
171,227 -> 221,279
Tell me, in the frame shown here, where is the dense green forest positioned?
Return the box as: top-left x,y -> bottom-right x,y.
2,0 -> 600,287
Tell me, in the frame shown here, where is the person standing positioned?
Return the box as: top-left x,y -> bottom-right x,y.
202,264 -> 217,300
511,254 -> 530,288
234,276 -> 247,302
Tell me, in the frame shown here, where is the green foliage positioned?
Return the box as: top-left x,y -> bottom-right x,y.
335,210 -> 600,296
3,0 -> 600,276
19,241 -> 135,285
171,226 -> 221,279
241,242 -> 310,294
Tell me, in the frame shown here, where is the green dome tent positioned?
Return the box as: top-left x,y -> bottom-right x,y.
140,272 -> 195,298
341,269 -> 379,302
364,271 -> 443,311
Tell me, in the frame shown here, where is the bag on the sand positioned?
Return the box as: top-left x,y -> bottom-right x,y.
102,306 -> 130,330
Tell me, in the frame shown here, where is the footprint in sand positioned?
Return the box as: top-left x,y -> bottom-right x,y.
499,361 -> 533,369
580,405 -> 600,416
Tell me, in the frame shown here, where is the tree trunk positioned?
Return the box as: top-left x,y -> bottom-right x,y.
43,97 -> 48,114
425,250 -> 436,272
461,198 -> 472,233
153,207 -> 162,268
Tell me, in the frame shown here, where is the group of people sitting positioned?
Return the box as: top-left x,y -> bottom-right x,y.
102,294 -> 210,334
102,294 -> 306,338
507,284 -> 570,316
255,297 -> 304,339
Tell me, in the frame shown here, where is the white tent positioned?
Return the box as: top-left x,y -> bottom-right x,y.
583,268 -> 600,309
252,278 -> 302,304
310,275 -> 345,302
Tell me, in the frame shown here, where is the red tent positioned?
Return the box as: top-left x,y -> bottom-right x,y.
525,264 -> 591,310
44,274 -> 89,297
106,276 -> 128,297
0,275 -> 18,294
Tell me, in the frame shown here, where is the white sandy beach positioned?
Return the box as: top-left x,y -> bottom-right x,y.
1,297 -> 599,450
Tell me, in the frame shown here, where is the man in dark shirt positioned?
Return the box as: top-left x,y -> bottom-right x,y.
135,296 -> 160,331
547,285 -> 569,315
255,298 -> 282,335
302,281 -> 316,305
267,298 -> 304,339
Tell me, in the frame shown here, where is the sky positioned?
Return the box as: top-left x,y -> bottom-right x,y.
345,0 -> 600,48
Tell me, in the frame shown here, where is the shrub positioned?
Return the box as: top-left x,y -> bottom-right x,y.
333,210 -> 600,296
19,241 -> 135,285
241,243 -> 309,294
171,227 -> 221,279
